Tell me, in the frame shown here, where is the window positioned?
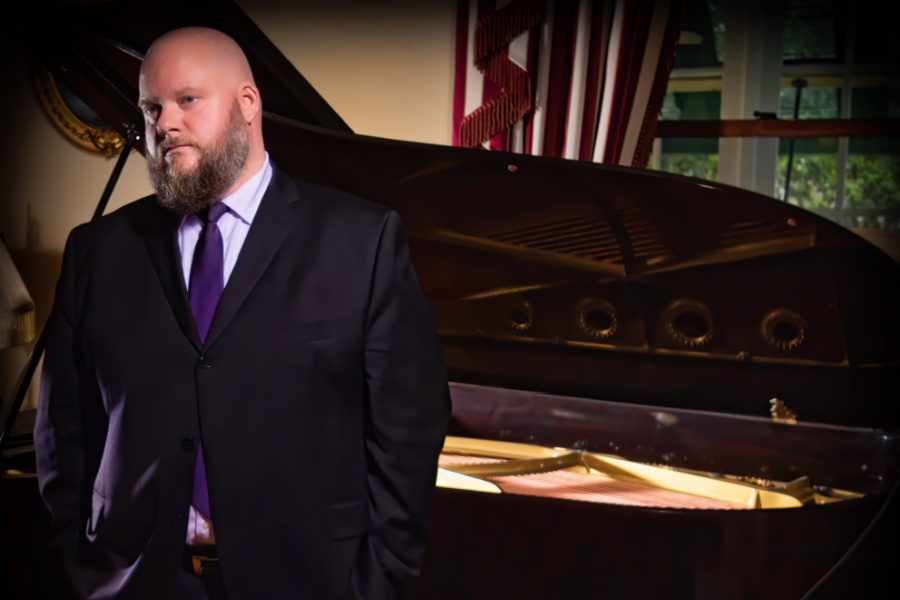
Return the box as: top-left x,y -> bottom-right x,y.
652,0 -> 900,231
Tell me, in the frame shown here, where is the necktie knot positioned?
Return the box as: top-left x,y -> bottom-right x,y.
201,202 -> 228,225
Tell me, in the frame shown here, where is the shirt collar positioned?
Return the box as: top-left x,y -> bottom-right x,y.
179,152 -> 273,228
219,152 -> 272,225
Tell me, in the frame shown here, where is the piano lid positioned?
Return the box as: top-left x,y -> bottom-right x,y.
11,0 -> 900,429
260,119 -> 900,429
11,0 -> 351,143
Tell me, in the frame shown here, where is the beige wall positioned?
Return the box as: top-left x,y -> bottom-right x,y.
0,1 -> 456,413
243,0 -> 455,144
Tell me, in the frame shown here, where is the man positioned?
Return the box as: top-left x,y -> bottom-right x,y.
34,27 -> 450,600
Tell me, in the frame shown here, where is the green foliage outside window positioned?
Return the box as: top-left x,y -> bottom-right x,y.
660,154 -> 718,182
777,154 -> 837,208
846,156 -> 900,214
782,0 -> 836,61
777,154 -> 900,228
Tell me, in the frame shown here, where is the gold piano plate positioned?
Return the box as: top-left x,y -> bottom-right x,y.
437,436 -> 863,510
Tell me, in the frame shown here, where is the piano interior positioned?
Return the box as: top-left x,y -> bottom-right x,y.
438,436 -> 863,511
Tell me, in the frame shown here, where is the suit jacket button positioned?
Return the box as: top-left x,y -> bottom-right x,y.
181,437 -> 195,451
197,356 -> 212,369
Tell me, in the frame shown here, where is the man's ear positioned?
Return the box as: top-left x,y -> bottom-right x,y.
238,83 -> 261,124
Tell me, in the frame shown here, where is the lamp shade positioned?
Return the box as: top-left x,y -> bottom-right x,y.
0,238 -> 35,349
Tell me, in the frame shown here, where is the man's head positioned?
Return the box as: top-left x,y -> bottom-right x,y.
139,27 -> 265,215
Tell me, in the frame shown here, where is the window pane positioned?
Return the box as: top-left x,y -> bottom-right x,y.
656,90 -> 720,178
659,90 -> 720,156
855,3 -> 900,64
778,87 -> 839,156
851,86 -> 900,120
708,0 -> 725,64
782,0 -> 837,62
776,145 -> 838,211
673,90 -> 721,120
779,86 -> 839,120
659,154 -> 719,182
844,152 -> 900,229
673,0 -> 724,68
846,89 -> 900,229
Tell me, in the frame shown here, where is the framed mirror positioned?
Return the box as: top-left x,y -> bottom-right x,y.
32,67 -> 125,158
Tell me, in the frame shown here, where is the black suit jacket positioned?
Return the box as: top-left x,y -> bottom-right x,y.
34,167 -> 451,600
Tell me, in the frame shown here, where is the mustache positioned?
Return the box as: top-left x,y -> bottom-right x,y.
157,137 -> 195,156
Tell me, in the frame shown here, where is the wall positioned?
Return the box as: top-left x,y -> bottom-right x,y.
244,0 -> 455,144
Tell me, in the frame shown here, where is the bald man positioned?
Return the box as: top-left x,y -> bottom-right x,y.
35,27 -> 450,600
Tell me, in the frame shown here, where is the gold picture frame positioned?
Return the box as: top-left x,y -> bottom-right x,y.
33,68 -> 126,158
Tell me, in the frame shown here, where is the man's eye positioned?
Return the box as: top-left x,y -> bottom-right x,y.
144,106 -> 159,118
182,96 -> 197,104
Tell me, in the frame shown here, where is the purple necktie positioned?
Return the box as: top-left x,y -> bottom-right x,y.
188,201 -> 228,518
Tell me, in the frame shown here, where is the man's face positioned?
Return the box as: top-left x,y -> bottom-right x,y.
146,102 -> 248,215
139,47 -> 249,214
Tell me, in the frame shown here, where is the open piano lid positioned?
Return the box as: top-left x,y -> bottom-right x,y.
14,0 -> 900,430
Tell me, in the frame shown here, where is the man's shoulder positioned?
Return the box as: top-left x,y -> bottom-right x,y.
66,194 -> 173,254
274,167 -> 393,224
75,194 -> 168,230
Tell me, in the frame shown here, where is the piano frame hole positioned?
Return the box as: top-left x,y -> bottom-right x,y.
762,308 -> 807,350
508,301 -> 533,332
663,299 -> 714,347
578,299 -> 618,339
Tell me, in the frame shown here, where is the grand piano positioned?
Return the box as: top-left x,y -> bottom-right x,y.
3,1 -> 899,599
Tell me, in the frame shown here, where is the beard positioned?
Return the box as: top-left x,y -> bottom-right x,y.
148,103 -> 249,216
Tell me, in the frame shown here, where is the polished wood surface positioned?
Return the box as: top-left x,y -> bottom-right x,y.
444,385 -> 900,495
415,485 -> 897,600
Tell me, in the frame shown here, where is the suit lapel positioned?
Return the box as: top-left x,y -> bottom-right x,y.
142,201 -> 203,350
203,167 -> 305,349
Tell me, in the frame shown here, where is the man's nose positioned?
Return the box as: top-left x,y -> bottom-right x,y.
155,106 -> 180,137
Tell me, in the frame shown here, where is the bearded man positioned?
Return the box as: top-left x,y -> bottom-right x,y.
34,27 -> 450,600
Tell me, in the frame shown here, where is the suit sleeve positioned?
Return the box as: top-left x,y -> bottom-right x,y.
34,228 -> 112,599
34,228 -> 86,557
354,211 -> 451,600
